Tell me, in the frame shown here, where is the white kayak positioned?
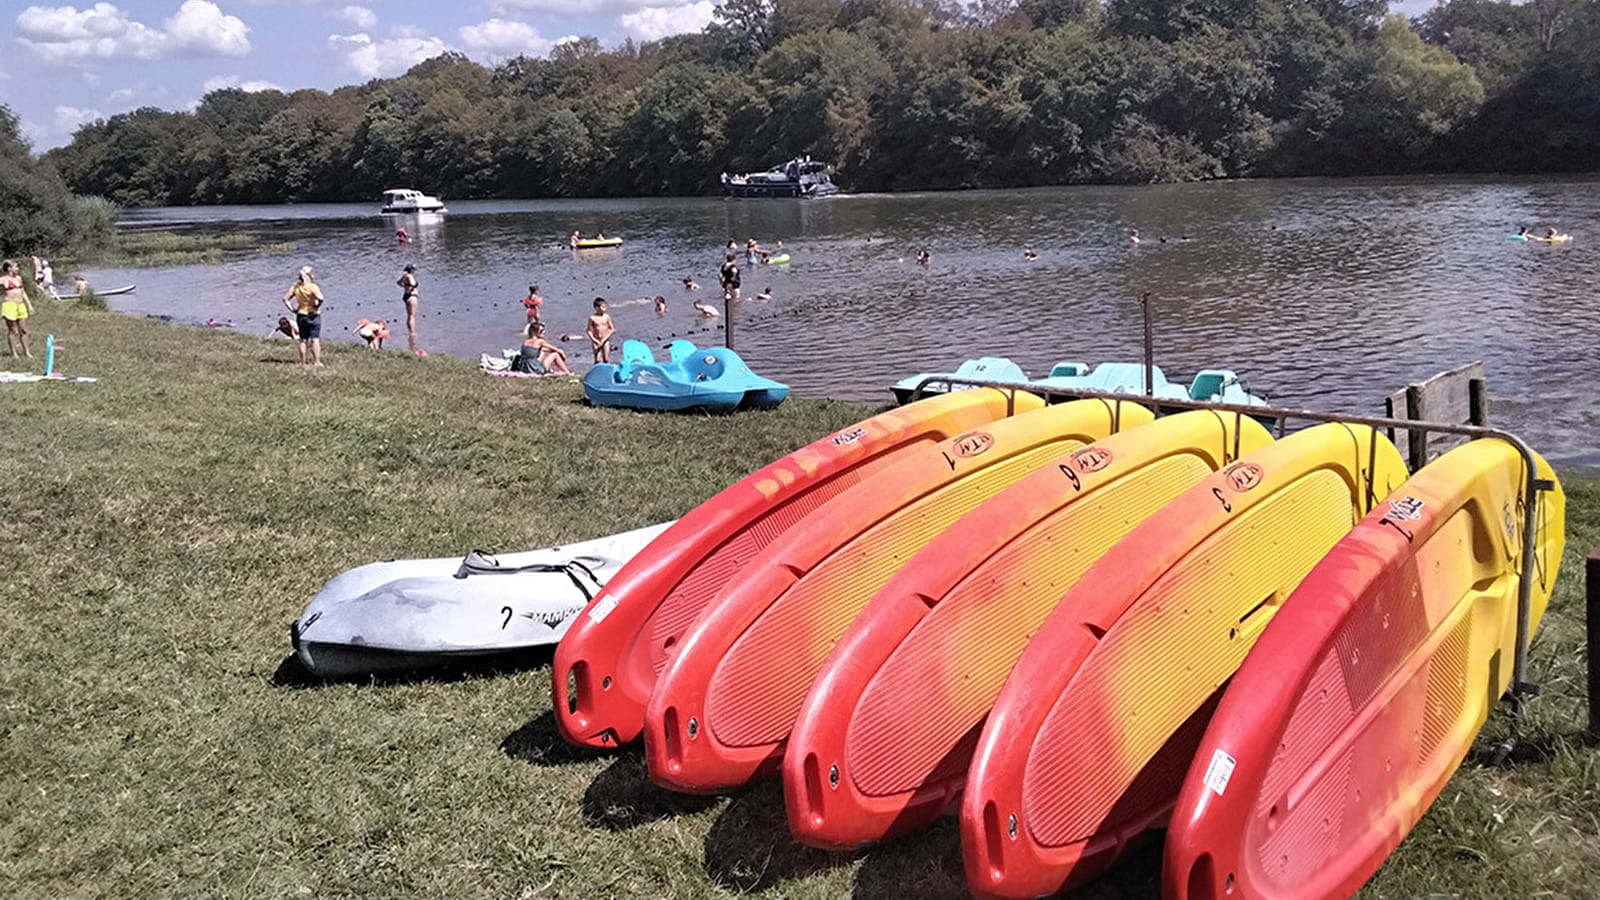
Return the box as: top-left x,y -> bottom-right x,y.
291,521 -> 673,677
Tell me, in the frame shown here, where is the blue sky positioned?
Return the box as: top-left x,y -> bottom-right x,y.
3,0 -> 1438,152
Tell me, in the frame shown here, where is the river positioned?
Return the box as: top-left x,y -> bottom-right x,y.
97,175 -> 1599,468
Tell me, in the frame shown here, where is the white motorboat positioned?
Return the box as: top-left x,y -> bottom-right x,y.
380,188 -> 447,214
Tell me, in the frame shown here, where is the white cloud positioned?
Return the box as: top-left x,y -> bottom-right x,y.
328,4 -> 375,30
80,70 -> 101,85
166,0 -> 250,56
458,17 -> 552,61
108,87 -> 135,100
619,0 -> 714,42
54,104 -> 102,133
328,31 -> 449,78
202,73 -> 282,93
16,1 -> 250,65
491,0 -> 688,14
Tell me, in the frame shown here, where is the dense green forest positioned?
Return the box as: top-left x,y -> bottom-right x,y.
34,0 -> 1600,206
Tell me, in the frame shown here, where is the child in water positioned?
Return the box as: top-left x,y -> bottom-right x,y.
586,297 -> 615,363
355,318 -> 389,350
654,295 -> 669,315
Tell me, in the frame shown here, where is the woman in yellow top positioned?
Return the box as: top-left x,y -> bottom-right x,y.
281,265 -> 325,367
2,260 -> 34,358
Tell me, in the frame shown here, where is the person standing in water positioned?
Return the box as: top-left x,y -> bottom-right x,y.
397,263 -> 420,351
719,252 -> 741,303
523,284 -> 543,326
281,265 -> 325,367
2,260 -> 35,358
586,297 -> 615,364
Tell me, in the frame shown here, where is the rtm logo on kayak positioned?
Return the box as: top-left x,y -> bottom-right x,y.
1385,496 -> 1425,521
1070,446 -> 1114,473
1224,462 -> 1265,492
951,431 -> 994,458
828,427 -> 867,447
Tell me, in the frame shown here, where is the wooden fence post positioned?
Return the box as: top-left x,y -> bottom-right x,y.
1587,545 -> 1600,745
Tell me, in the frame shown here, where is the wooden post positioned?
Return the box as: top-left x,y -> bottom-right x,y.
1141,292 -> 1154,398
1403,384 -> 1427,471
1587,545 -> 1600,745
725,292 -> 736,352
1469,374 -> 1489,426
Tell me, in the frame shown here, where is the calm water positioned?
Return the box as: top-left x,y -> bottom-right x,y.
100,176 -> 1600,467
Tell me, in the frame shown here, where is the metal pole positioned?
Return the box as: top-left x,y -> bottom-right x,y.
1141,292 -> 1154,398
1587,546 -> 1600,744
725,290 -> 736,352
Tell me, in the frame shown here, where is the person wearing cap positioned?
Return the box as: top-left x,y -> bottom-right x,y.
281,265 -> 325,366
397,263 -> 420,351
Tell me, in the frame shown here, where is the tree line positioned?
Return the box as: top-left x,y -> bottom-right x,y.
30,0 -> 1600,209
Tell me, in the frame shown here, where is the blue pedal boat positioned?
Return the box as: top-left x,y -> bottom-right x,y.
583,340 -> 789,412
891,358 -> 1267,407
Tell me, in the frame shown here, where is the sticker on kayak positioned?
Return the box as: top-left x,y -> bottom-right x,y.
1385,496 -> 1425,522
952,431 -> 994,459
1223,462 -> 1265,492
1070,446 -> 1114,473
585,593 -> 620,624
828,427 -> 867,447
1202,748 -> 1237,797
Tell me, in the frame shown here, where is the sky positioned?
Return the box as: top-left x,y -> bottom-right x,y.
2,0 -> 1438,152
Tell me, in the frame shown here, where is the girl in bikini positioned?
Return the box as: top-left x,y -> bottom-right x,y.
1,260 -> 34,358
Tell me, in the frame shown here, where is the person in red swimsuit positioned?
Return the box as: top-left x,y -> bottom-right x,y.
523,285 -> 543,325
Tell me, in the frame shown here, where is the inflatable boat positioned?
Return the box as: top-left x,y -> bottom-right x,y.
290,521 -> 672,677
582,340 -> 788,412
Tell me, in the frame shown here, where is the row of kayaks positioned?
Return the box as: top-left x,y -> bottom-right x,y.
291,387 -> 1564,899
546,388 -> 1564,899
891,357 -> 1268,406
1507,232 -> 1572,242
581,339 -> 788,412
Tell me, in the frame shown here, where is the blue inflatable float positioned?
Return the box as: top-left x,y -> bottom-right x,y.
583,340 -> 789,412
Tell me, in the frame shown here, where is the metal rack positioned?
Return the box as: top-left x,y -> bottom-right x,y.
905,374 -> 1561,733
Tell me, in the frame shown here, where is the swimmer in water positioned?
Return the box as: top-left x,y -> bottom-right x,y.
654,295 -> 668,315
683,276 -> 700,291
754,287 -> 772,301
693,299 -> 720,318
1128,229 -> 1142,245
1023,248 -> 1037,261
916,248 -> 931,267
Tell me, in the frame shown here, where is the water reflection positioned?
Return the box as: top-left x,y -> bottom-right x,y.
105,176 -> 1599,467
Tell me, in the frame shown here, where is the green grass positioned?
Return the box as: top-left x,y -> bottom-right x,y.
2,302 -> 1597,899
60,229 -> 298,268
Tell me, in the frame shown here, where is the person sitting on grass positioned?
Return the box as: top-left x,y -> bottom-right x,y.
355,318 -> 389,350
523,322 -> 571,375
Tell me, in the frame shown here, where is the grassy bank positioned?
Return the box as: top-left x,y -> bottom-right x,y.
2,302 -> 1597,899
55,229 -> 297,268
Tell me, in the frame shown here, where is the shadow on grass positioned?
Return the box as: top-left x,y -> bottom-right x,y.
581,754 -> 722,830
847,817 -> 1161,900
270,646 -> 554,689
703,780 -> 854,893
501,710 -> 613,767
